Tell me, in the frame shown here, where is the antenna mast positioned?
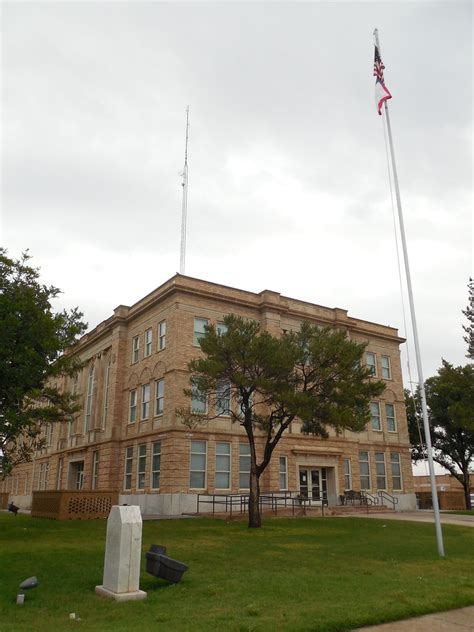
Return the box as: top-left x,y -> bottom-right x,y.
180,106 -> 190,275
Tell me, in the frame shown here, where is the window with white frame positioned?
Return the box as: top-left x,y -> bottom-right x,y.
343,458 -> 352,490
137,444 -> 147,490
239,443 -> 251,489
39,462 -> 49,491
132,336 -> 140,363
370,402 -> 381,430
56,458 -> 63,490
279,456 -> 288,490
189,440 -> 207,488
215,442 -> 231,488
46,423 -> 53,447
102,360 -> 111,428
145,328 -> 153,357
129,390 -> 137,423
69,373 -> 79,437
84,364 -> 95,432
359,451 -> 371,490
216,321 -> 228,336
152,441 -> 161,488
124,446 -> 133,490
141,384 -> 151,420
155,379 -> 164,415
191,380 -> 207,414
375,452 -> 386,490
158,320 -> 166,350
92,451 -> 99,490
385,403 -> 396,432
193,318 -> 209,346
391,452 -> 402,490
366,352 -> 377,376
381,355 -> 391,379
24,473 -> 29,494
216,380 -> 231,416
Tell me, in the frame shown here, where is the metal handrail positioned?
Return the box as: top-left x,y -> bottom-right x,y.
378,491 -> 399,509
197,491 -> 328,517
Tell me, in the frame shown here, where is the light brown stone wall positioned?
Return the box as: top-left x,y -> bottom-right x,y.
5,274 -> 414,504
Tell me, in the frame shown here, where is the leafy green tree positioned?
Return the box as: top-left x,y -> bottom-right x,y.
178,315 -> 385,528
462,277 -> 474,360
0,250 -> 87,475
406,361 -> 474,509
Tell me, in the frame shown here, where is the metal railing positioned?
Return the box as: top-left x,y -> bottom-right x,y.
378,491 -> 399,510
197,491 -> 329,518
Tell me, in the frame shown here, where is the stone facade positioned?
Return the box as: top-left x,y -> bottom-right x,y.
2,274 -> 415,513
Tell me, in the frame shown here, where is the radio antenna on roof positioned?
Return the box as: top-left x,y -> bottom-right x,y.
179,106 -> 190,275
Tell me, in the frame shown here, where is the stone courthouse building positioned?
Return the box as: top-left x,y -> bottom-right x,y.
2,275 -> 415,514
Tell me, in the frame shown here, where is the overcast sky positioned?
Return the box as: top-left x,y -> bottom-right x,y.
1,1 -> 472,392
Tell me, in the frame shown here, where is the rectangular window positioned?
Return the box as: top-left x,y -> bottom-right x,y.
155,379 -> 164,415
191,380 -> 207,414
381,355 -> 391,379
370,402 -> 381,431
124,446 -> 133,490
141,384 -> 151,420
359,451 -> 371,490
239,443 -> 251,489
158,320 -> 166,350
152,442 -> 161,488
215,442 -> 231,489
375,452 -> 387,490
137,444 -> 147,490
193,317 -> 209,346
366,352 -> 377,376
386,403 -> 396,432
56,458 -> 63,490
279,456 -> 288,490
190,440 -> 207,489
92,451 -> 99,490
343,458 -> 352,490
46,423 -> 53,447
216,380 -> 231,416
217,321 -> 228,336
84,365 -> 95,433
102,361 -> 111,428
391,452 -> 402,490
145,328 -> 153,357
129,390 -> 137,423
132,336 -> 140,363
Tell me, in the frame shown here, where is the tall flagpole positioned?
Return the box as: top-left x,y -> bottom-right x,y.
180,106 -> 190,275
374,29 -> 445,557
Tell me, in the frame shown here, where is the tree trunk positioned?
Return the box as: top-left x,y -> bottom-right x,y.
462,470 -> 472,510
248,467 -> 261,528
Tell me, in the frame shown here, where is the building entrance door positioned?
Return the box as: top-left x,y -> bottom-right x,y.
299,468 -> 322,500
68,461 -> 84,490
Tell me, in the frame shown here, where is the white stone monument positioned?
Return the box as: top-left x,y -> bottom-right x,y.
95,505 -> 147,601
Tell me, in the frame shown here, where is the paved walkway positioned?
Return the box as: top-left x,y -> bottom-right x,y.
346,510 -> 474,528
353,605 -> 474,630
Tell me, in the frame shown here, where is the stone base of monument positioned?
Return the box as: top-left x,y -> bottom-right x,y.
95,585 -> 147,602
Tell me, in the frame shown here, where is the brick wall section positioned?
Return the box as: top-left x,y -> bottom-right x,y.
2,274 -> 414,503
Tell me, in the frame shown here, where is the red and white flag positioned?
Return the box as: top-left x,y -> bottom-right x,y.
374,45 -> 392,115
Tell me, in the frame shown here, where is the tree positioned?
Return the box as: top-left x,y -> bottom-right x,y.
0,250 -> 87,475
462,277 -> 474,360
406,361 -> 474,509
178,315 -> 385,528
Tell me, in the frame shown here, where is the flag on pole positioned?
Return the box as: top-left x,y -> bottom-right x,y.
373,45 -> 392,115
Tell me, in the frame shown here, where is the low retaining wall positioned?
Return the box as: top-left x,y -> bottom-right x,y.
120,493 -> 198,516
32,490 -> 119,520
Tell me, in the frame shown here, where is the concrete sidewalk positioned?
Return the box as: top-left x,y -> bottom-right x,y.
353,605 -> 474,630
346,510 -> 474,528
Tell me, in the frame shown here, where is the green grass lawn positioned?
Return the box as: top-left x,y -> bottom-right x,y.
442,509 -> 474,515
1,514 -> 473,632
